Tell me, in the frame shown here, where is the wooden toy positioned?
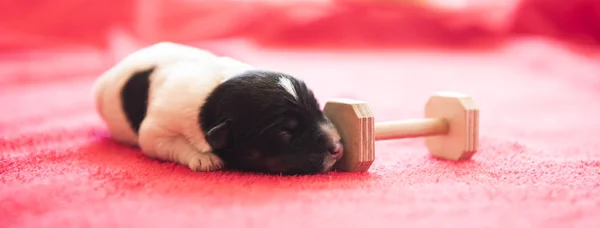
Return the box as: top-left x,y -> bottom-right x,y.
323,91 -> 479,172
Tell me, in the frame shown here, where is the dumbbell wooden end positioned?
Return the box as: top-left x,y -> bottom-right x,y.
323,99 -> 375,172
425,91 -> 479,161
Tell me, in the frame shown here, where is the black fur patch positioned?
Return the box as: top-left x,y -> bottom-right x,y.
121,67 -> 155,133
199,70 -> 340,175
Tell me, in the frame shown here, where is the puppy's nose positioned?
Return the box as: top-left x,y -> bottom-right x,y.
328,142 -> 342,157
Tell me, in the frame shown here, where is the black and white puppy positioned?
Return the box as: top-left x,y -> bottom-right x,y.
92,42 -> 343,175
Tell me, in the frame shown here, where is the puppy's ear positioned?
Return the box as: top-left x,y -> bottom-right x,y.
206,119 -> 231,150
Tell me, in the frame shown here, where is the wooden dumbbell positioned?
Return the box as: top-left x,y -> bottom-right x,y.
323,91 -> 479,172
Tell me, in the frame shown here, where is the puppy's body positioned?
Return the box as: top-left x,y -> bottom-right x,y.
93,42 -> 343,175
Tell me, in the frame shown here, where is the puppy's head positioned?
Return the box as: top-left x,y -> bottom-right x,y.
200,70 -> 343,175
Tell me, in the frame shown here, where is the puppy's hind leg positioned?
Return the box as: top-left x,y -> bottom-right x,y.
138,120 -> 224,172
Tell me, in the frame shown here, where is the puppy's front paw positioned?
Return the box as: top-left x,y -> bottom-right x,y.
187,152 -> 224,172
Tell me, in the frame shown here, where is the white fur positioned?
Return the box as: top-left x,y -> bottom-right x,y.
277,76 -> 298,100
92,42 -> 254,171
319,122 -> 342,172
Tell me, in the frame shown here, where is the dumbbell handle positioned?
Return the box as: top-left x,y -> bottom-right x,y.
374,118 -> 449,141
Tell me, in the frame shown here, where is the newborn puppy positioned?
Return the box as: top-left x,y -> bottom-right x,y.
92,42 -> 343,175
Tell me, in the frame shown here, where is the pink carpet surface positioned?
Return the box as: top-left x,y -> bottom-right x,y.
2,0 -> 600,227
2,38 -> 600,228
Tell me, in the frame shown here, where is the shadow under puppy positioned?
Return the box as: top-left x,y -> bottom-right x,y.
93,42 -> 343,175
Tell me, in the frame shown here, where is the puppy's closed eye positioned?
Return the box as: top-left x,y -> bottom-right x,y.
278,130 -> 292,143
279,118 -> 299,141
